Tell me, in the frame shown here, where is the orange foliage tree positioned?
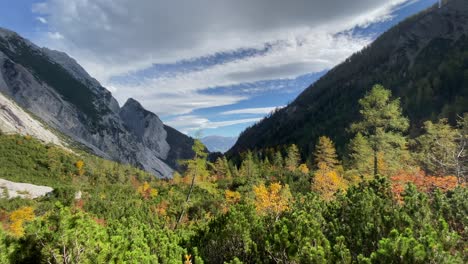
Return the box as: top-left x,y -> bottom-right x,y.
312,136 -> 348,200
390,169 -> 460,202
312,164 -> 348,201
253,182 -> 292,220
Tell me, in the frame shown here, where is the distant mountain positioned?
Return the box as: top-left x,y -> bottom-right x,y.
230,0 -> 468,157
201,135 -> 238,153
0,27 -> 194,177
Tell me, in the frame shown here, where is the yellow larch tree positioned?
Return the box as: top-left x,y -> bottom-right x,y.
253,182 -> 292,220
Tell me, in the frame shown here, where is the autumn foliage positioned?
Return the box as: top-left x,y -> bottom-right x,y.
253,182 -> 291,219
137,181 -> 158,199
391,169 -> 460,201
9,206 -> 35,237
75,160 -> 85,176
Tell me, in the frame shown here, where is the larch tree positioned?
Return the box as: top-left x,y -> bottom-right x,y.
314,136 -> 340,170
347,132 -> 374,180
350,84 -> 409,177
253,182 -> 292,220
312,136 -> 347,200
176,139 -> 208,228
285,144 -> 300,172
414,114 -> 467,183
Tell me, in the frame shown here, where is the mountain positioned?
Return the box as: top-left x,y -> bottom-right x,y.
230,0 -> 468,157
201,135 -> 238,153
0,27 -> 194,178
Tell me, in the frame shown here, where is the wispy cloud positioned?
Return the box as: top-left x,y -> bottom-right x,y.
166,115 -> 261,133
108,32 -> 370,115
36,17 -> 47,24
221,106 -> 285,115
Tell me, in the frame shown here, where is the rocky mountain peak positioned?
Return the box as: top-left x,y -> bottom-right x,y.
119,97 -> 169,158
0,27 -> 195,178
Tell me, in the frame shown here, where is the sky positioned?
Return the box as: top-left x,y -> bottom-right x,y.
0,0 -> 437,137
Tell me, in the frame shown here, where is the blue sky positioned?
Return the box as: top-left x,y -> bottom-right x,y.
0,0 -> 437,137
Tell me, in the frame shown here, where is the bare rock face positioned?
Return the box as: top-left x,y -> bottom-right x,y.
0,178 -> 53,199
119,98 -> 170,159
0,27 -> 194,178
0,92 -> 64,147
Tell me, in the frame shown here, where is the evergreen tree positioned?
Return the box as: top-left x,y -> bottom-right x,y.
285,144 -> 300,172
273,151 -> 284,169
213,156 -> 232,179
239,151 -> 259,178
347,132 -> 374,180
350,84 -> 409,177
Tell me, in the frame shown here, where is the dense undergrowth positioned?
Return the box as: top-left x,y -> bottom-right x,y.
0,86 -> 466,263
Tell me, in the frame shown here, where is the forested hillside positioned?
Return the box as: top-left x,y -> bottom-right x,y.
0,86 -> 466,263
230,0 -> 468,157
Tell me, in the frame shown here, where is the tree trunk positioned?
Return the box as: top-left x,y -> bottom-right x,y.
373,147 -> 378,177
175,163 -> 197,229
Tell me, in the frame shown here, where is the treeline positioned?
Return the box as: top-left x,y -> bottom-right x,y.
0,85 -> 466,263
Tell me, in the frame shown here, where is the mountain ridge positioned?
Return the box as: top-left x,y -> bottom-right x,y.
0,28 -> 194,177
229,0 -> 468,157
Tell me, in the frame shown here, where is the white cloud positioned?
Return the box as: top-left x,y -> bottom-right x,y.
47,31 -> 64,40
122,32 -> 370,95
31,0 -> 415,121
166,115 -> 262,133
115,89 -> 246,116
34,0 -> 410,82
106,31 -> 370,115
36,17 -> 48,24
221,106 -> 285,115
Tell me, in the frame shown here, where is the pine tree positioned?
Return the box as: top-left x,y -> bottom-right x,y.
350,84 -> 409,177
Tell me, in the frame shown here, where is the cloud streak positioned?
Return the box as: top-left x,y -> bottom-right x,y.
166,115 -> 262,133
221,106 -> 285,115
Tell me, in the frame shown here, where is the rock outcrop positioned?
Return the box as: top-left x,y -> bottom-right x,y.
0,92 -> 64,146
0,178 -> 53,199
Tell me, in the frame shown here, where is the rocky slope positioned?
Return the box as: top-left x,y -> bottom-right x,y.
0,178 -> 53,199
230,0 -> 468,156
0,27 -> 194,178
0,92 -> 64,146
